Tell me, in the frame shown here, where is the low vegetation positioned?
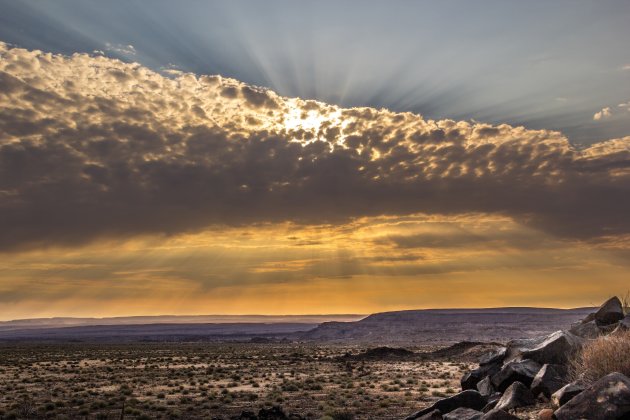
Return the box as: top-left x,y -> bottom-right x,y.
0,342 -> 471,419
570,330 -> 630,383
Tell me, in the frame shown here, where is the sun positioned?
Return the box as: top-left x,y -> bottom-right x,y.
282,103 -> 329,132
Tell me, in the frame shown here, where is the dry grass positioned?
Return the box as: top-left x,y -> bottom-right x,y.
570,330 -> 630,383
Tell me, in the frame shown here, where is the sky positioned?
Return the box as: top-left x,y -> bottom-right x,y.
0,1 -> 629,319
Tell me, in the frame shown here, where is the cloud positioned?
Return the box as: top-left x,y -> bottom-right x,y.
104,42 -> 136,56
593,102 -> 630,121
0,43 -> 630,252
593,107 -> 612,120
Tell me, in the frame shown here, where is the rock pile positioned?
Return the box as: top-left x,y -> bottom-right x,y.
405,297 -> 630,420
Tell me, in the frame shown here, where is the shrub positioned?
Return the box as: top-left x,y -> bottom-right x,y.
570,330 -> 630,383
331,411 -> 355,420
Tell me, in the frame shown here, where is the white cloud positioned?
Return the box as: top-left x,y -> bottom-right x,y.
593,107 -> 612,121
104,42 -> 136,56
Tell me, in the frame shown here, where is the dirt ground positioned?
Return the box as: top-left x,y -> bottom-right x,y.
0,342 -> 476,419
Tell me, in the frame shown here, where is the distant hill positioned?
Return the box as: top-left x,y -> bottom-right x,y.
0,322 -> 321,342
0,307 -> 596,344
0,314 -> 364,331
294,307 -> 595,345
0,314 -> 364,342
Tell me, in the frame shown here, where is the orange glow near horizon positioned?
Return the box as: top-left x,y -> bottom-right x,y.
1,213 -> 628,321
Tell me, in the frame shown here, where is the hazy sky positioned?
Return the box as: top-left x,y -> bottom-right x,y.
0,1 -> 629,319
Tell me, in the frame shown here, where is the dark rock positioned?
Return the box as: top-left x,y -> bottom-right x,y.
554,372 -> 630,419
519,330 -> 583,365
443,408 -> 483,420
462,363 -> 502,390
569,320 -> 602,339
416,410 -> 442,420
613,315 -> 630,334
476,376 -> 495,397
599,322 -> 621,335
581,312 -> 596,324
479,348 -> 506,366
480,408 -> 520,420
593,296 -> 624,326
551,380 -> 587,408
494,381 -> 535,411
480,393 -> 502,413
530,364 -> 568,398
504,330 -> 582,365
405,390 -> 487,419
491,359 -> 541,392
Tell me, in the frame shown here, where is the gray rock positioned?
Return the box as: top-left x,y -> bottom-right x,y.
416,410 -> 443,420
405,390 -> 487,419
551,380 -> 587,408
580,312 -> 596,324
569,320 -> 602,339
480,393 -> 502,413
613,314 -> 630,334
461,363 -> 502,390
491,359 -> 541,392
594,296 -> 624,326
519,330 -> 583,365
443,408 -> 483,420
494,381 -> 535,411
530,363 -> 568,398
480,409 -> 520,420
479,348 -> 506,366
504,330 -> 583,365
476,376 -> 495,397
554,372 -> 630,419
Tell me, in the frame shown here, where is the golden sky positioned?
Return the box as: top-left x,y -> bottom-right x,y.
1,43 -> 629,319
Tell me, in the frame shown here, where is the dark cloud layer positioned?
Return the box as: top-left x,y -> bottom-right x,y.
1,44 -> 629,251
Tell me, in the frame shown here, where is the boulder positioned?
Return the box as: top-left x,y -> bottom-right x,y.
476,376 -> 495,397
613,314 -> 630,334
462,363 -> 502,390
491,359 -> 541,392
504,330 -> 583,365
405,390 -> 487,419
480,393 -> 501,413
443,408 -> 483,420
569,320 -> 602,339
479,348 -> 506,366
494,381 -> 536,411
480,409 -> 519,420
593,296 -> 624,326
530,364 -> 568,398
416,410 -> 443,420
580,312 -> 596,324
519,330 -> 583,365
551,380 -> 587,408
554,372 -> 630,419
